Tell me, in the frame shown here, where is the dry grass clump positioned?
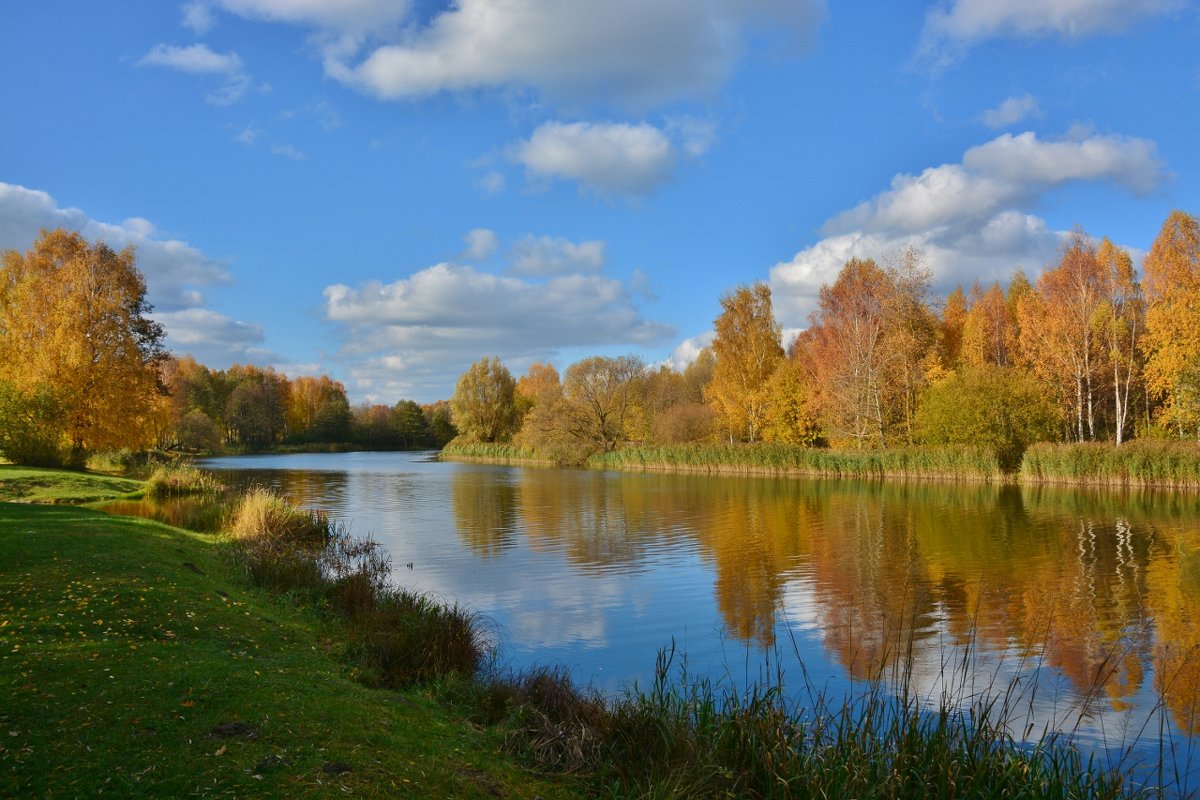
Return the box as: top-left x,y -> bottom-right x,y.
144,463 -> 223,498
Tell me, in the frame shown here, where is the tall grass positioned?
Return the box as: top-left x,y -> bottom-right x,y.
144,463 -> 224,498
224,487 -> 484,687
440,440 -> 551,464
589,443 -> 1004,481
1022,441 -> 1200,489
484,641 -> 1166,799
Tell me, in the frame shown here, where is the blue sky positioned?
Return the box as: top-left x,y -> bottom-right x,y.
2,0 -> 1197,403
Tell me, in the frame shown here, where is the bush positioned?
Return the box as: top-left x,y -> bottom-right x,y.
917,365 -> 1060,472
0,382 -> 69,467
145,463 -> 223,498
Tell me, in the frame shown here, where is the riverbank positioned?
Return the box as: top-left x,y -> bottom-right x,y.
0,467 -> 578,799
441,440 -> 1200,489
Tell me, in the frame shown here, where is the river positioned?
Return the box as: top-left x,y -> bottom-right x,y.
189,450 -> 1200,786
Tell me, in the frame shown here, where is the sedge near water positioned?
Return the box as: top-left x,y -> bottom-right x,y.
191,450 -> 1200,791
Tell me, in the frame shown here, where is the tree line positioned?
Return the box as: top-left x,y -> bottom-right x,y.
448,210 -> 1200,469
0,228 -> 455,466
3,212 -> 1197,469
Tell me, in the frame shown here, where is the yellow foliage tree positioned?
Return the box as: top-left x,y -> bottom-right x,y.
0,228 -> 166,462
704,282 -> 783,443
1142,210 -> 1200,435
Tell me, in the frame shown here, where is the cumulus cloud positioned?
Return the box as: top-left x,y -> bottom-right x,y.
324,263 -> 674,400
280,0 -> 826,109
770,130 -> 1166,325
981,94 -> 1041,129
510,235 -> 606,276
921,0 -> 1184,63
462,228 -> 499,260
663,331 -> 715,371
514,121 -> 677,195
0,182 -> 269,367
138,43 -> 252,105
153,308 -> 274,366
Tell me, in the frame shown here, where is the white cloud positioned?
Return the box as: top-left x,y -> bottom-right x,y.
181,1 -> 216,34
514,121 -> 676,195
0,182 -> 271,368
153,308 -> 274,366
921,0 -> 1184,63
981,94 -> 1041,129
324,263 -> 674,399
0,182 -> 231,312
663,331 -> 714,371
511,235 -> 606,276
271,143 -> 307,160
770,130 -> 1166,325
138,43 -> 252,105
479,170 -> 506,195
234,122 -> 263,145
462,228 -> 498,260
312,0 -> 824,109
211,0 -> 411,32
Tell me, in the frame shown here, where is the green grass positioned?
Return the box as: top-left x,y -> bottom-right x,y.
0,465 -> 143,504
1022,441 -> 1200,488
0,504 -> 577,798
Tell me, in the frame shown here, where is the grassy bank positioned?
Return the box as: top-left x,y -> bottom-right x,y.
0,465 -> 143,503
0,476 -> 576,798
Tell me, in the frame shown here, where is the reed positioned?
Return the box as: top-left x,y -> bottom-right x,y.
1022,441 -> 1200,488
589,443 -> 1003,481
491,642 -> 1166,799
440,440 -> 552,464
144,463 -> 223,498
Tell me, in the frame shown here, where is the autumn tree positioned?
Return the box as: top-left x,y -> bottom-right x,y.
879,249 -> 937,444
1095,238 -> 1143,444
763,357 -> 821,446
225,374 -> 285,449
1142,210 -> 1200,436
450,356 -> 518,443
0,228 -> 166,464
805,258 -> 891,448
937,286 -> 968,371
704,282 -> 783,443
560,355 -> 646,452
961,282 -> 1016,368
1018,231 -> 1105,441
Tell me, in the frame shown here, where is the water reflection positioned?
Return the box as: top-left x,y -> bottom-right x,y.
192,453 -> 1200,764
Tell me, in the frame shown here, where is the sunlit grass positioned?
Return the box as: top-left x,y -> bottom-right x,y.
1022,441 -> 1200,488
0,464 -> 142,504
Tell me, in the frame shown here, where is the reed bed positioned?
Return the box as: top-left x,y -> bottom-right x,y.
440,440 -> 552,464
588,443 -> 1004,481
1022,441 -> 1200,489
144,462 -> 224,498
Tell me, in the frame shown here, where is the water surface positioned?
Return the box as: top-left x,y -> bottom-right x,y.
190,451 -> 1200,785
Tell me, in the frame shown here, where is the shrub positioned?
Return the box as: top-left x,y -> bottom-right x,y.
145,463 -> 223,498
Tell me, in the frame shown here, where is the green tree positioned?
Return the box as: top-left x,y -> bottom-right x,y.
704,282 -> 783,442
917,365 -> 1060,472
392,399 -> 432,447
450,357 -> 518,443
0,228 -> 166,462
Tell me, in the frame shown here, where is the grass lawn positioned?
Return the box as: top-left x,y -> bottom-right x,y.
0,501 -> 578,798
0,465 -> 143,504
